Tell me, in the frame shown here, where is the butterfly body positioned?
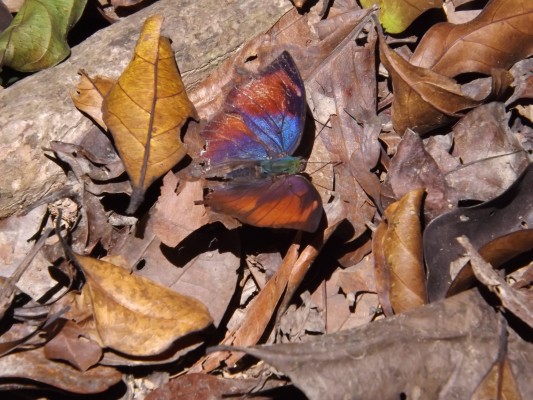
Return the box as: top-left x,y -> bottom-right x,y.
200,52 -> 323,232
204,156 -> 306,181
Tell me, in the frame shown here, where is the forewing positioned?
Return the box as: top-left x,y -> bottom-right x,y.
228,51 -> 306,156
205,175 -> 322,232
201,113 -> 269,167
201,51 -> 306,166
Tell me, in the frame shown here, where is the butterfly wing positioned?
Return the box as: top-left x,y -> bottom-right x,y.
201,51 -> 306,166
205,175 -> 323,232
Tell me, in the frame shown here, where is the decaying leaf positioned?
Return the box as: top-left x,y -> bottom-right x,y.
102,15 -> 198,213
44,320 -> 103,372
0,2 -> 12,32
448,230 -> 533,297
424,163 -> 533,301
384,129 -> 455,219
410,0 -> 533,77
458,236 -> 533,327
361,0 -> 442,34
145,373 -> 286,400
446,102 -> 530,201
379,32 -> 480,134
72,253 -> 212,356
379,188 -> 427,313
0,346 -> 121,394
71,70 -> 114,129
372,220 -> 394,316
108,219 -> 240,330
152,173 -> 209,248
472,355 -> 523,400
219,289 -> 533,400
0,0 -> 87,71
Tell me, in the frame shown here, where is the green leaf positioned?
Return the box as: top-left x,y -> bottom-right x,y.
361,0 -> 442,34
0,0 -> 87,72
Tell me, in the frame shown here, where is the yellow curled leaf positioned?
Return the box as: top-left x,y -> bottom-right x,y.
102,15 -> 198,213
74,253 -> 212,357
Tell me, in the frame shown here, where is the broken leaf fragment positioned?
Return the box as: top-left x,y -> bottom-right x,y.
73,253 -> 212,356
102,15 -> 198,213
0,0 -> 87,72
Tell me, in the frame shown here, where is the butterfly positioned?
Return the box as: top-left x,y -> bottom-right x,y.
199,51 -> 323,232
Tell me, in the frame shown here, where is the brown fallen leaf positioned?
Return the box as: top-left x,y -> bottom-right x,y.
448,230 -> 533,297
108,219 -> 240,330
471,318 -> 523,400
379,29 -> 480,134
70,70 -> 114,129
372,220 -> 394,316
446,102 -> 530,201
0,346 -> 121,394
72,253 -> 212,356
458,236 -> 533,328
424,163 -> 533,301
507,58 -> 533,104
152,173 -> 208,248
145,373 -> 285,400
102,15 -> 198,213
381,188 -> 427,313
472,357 -> 523,400
44,320 -> 103,372
219,290 -> 533,400
383,129 -> 456,219
410,0 -> 533,78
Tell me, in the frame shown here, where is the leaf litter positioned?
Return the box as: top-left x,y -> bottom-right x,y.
0,0 -> 532,398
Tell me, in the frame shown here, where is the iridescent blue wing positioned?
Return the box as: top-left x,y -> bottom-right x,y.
201,51 -> 306,166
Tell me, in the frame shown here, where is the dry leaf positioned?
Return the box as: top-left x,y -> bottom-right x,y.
448,230 -> 533,297
145,373 -> 284,400
71,70 -> 114,129
0,346 -> 121,394
458,236 -> 533,327
152,173 -> 208,248
410,0 -> 533,77
446,102 -> 530,201
73,253 -> 212,356
472,356 -> 523,400
222,290 -> 528,400
192,198 -> 346,372
381,188 -> 427,313
379,34 -> 480,134
44,320 -> 103,371
372,220 -> 394,316
384,129 -> 455,219
424,163 -> 533,301
102,15 -> 198,213
108,220 -> 240,330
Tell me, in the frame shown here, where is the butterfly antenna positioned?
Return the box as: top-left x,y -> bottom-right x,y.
306,160 -> 342,175
295,113 -> 330,157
